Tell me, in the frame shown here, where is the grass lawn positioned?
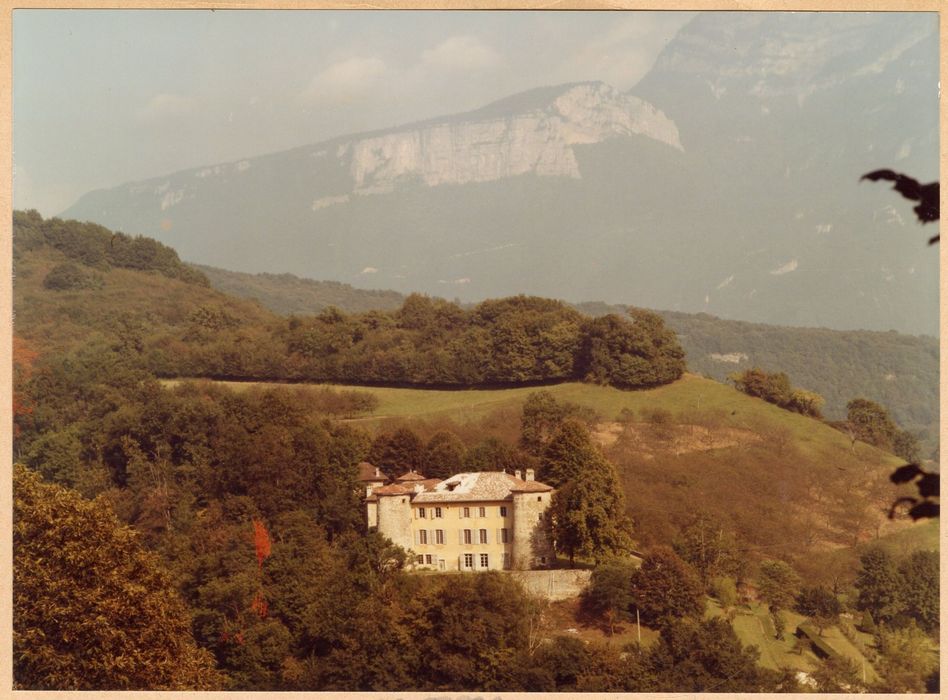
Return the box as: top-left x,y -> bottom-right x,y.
708,600 -> 880,681
159,374 -> 901,468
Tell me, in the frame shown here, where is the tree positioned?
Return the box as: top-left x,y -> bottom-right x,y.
578,310 -> 685,389
519,390 -> 567,456
846,398 -> 898,451
13,465 -> 221,690
367,427 -> 424,474
854,548 -> 905,625
539,419 -> 600,488
643,618 -> 773,692
795,586 -> 841,634
547,455 -> 633,566
897,550 -> 938,633
756,560 -> 801,614
672,513 -> 742,584
582,557 -> 638,634
812,655 -> 864,693
874,621 -> 938,693
422,430 -> 466,480
629,546 -> 705,627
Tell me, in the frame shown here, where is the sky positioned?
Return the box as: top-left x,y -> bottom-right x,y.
13,10 -> 694,216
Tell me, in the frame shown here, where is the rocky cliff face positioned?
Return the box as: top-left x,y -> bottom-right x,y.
62,13 -> 939,335
340,83 -> 681,195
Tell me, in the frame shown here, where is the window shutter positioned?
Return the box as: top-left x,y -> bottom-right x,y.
496,529 -> 501,543
484,529 -> 490,544
428,529 -> 433,544
458,529 -> 463,545
413,530 -> 419,545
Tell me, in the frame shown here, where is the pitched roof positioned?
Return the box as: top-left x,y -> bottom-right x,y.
356,462 -> 388,482
372,483 -> 414,497
395,470 -> 426,482
412,471 -> 553,503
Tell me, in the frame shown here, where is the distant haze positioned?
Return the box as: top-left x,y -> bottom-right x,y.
13,10 -> 692,215
17,11 -> 941,336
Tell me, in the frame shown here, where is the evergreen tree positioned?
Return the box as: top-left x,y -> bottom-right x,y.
539,419 -> 600,488
854,548 -> 906,624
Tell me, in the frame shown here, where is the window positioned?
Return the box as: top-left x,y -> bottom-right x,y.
416,555 -> 424,564
463,553 -> 474,569
436,529 -> 444,545
501,528 -> 509,544
463,507 -> 470,518
537,496 -> 542,502
418,507 -> 426,519
464,529 -> 472,544
502,552 -> 511,569
478,506 -> 486,518
479,529 -> 488,544
425,554 -> 433,565
438,559 -> 445,571
500,506 -> 507,517
480,553 -> 489,568
435,507 -> 443,518
419,530 -> 428,545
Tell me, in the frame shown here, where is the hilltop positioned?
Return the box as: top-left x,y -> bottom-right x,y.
187,259 -> 938,457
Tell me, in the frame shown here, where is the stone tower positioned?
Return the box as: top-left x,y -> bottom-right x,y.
510,479 -> 554,570
374,486 -> 413,551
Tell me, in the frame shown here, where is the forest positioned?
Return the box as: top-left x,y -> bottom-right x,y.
11,212 -> 939,692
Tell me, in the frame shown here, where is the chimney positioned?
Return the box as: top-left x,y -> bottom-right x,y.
515,470 -> 522,480
525,468 -> 535,481
374,466 -> 380,477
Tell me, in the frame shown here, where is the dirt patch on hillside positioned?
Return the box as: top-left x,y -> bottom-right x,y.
593,421 -> 760,456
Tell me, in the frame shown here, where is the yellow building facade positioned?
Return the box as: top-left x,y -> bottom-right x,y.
366,469 -> 554,571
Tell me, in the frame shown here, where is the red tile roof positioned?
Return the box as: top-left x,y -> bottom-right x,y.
395,470 -> 426,482
372,483 -> 414,496
356,461 -> 388,482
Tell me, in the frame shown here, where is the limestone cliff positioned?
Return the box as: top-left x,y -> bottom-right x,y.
336,83 -> 681,195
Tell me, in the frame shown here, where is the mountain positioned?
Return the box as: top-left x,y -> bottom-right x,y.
62,13 -> 939,335
193,263 -> 405,315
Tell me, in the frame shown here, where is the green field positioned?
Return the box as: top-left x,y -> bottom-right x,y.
161,373 -> 899,463
708,600 -> 879,681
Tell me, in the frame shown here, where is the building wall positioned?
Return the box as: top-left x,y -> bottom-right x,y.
376,494 -> 413,550
366,500 -> 378,529
407,501 -> 516,571
511,491 -> 553,570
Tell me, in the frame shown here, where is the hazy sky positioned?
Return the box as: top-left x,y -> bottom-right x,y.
13,10 -> 694,215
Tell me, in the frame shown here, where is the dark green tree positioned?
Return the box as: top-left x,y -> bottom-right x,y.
539,419 -> 600,488
548,455 -> 633,566
846,398 -> 899,451
897,550 -> 938,632
368,427 -> 424,475
854,547 -> 905,624
422,430 -> 466,480
582,557 -> 638,634
629,546 -> 705,627
795,586 -> 841,634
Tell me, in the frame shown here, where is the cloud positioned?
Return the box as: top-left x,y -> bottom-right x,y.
138,93 -> 195,121
421,35 -> 501,72
559,14 -> 695,88
302,56 -> 388,103
360,266 -> 378,274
